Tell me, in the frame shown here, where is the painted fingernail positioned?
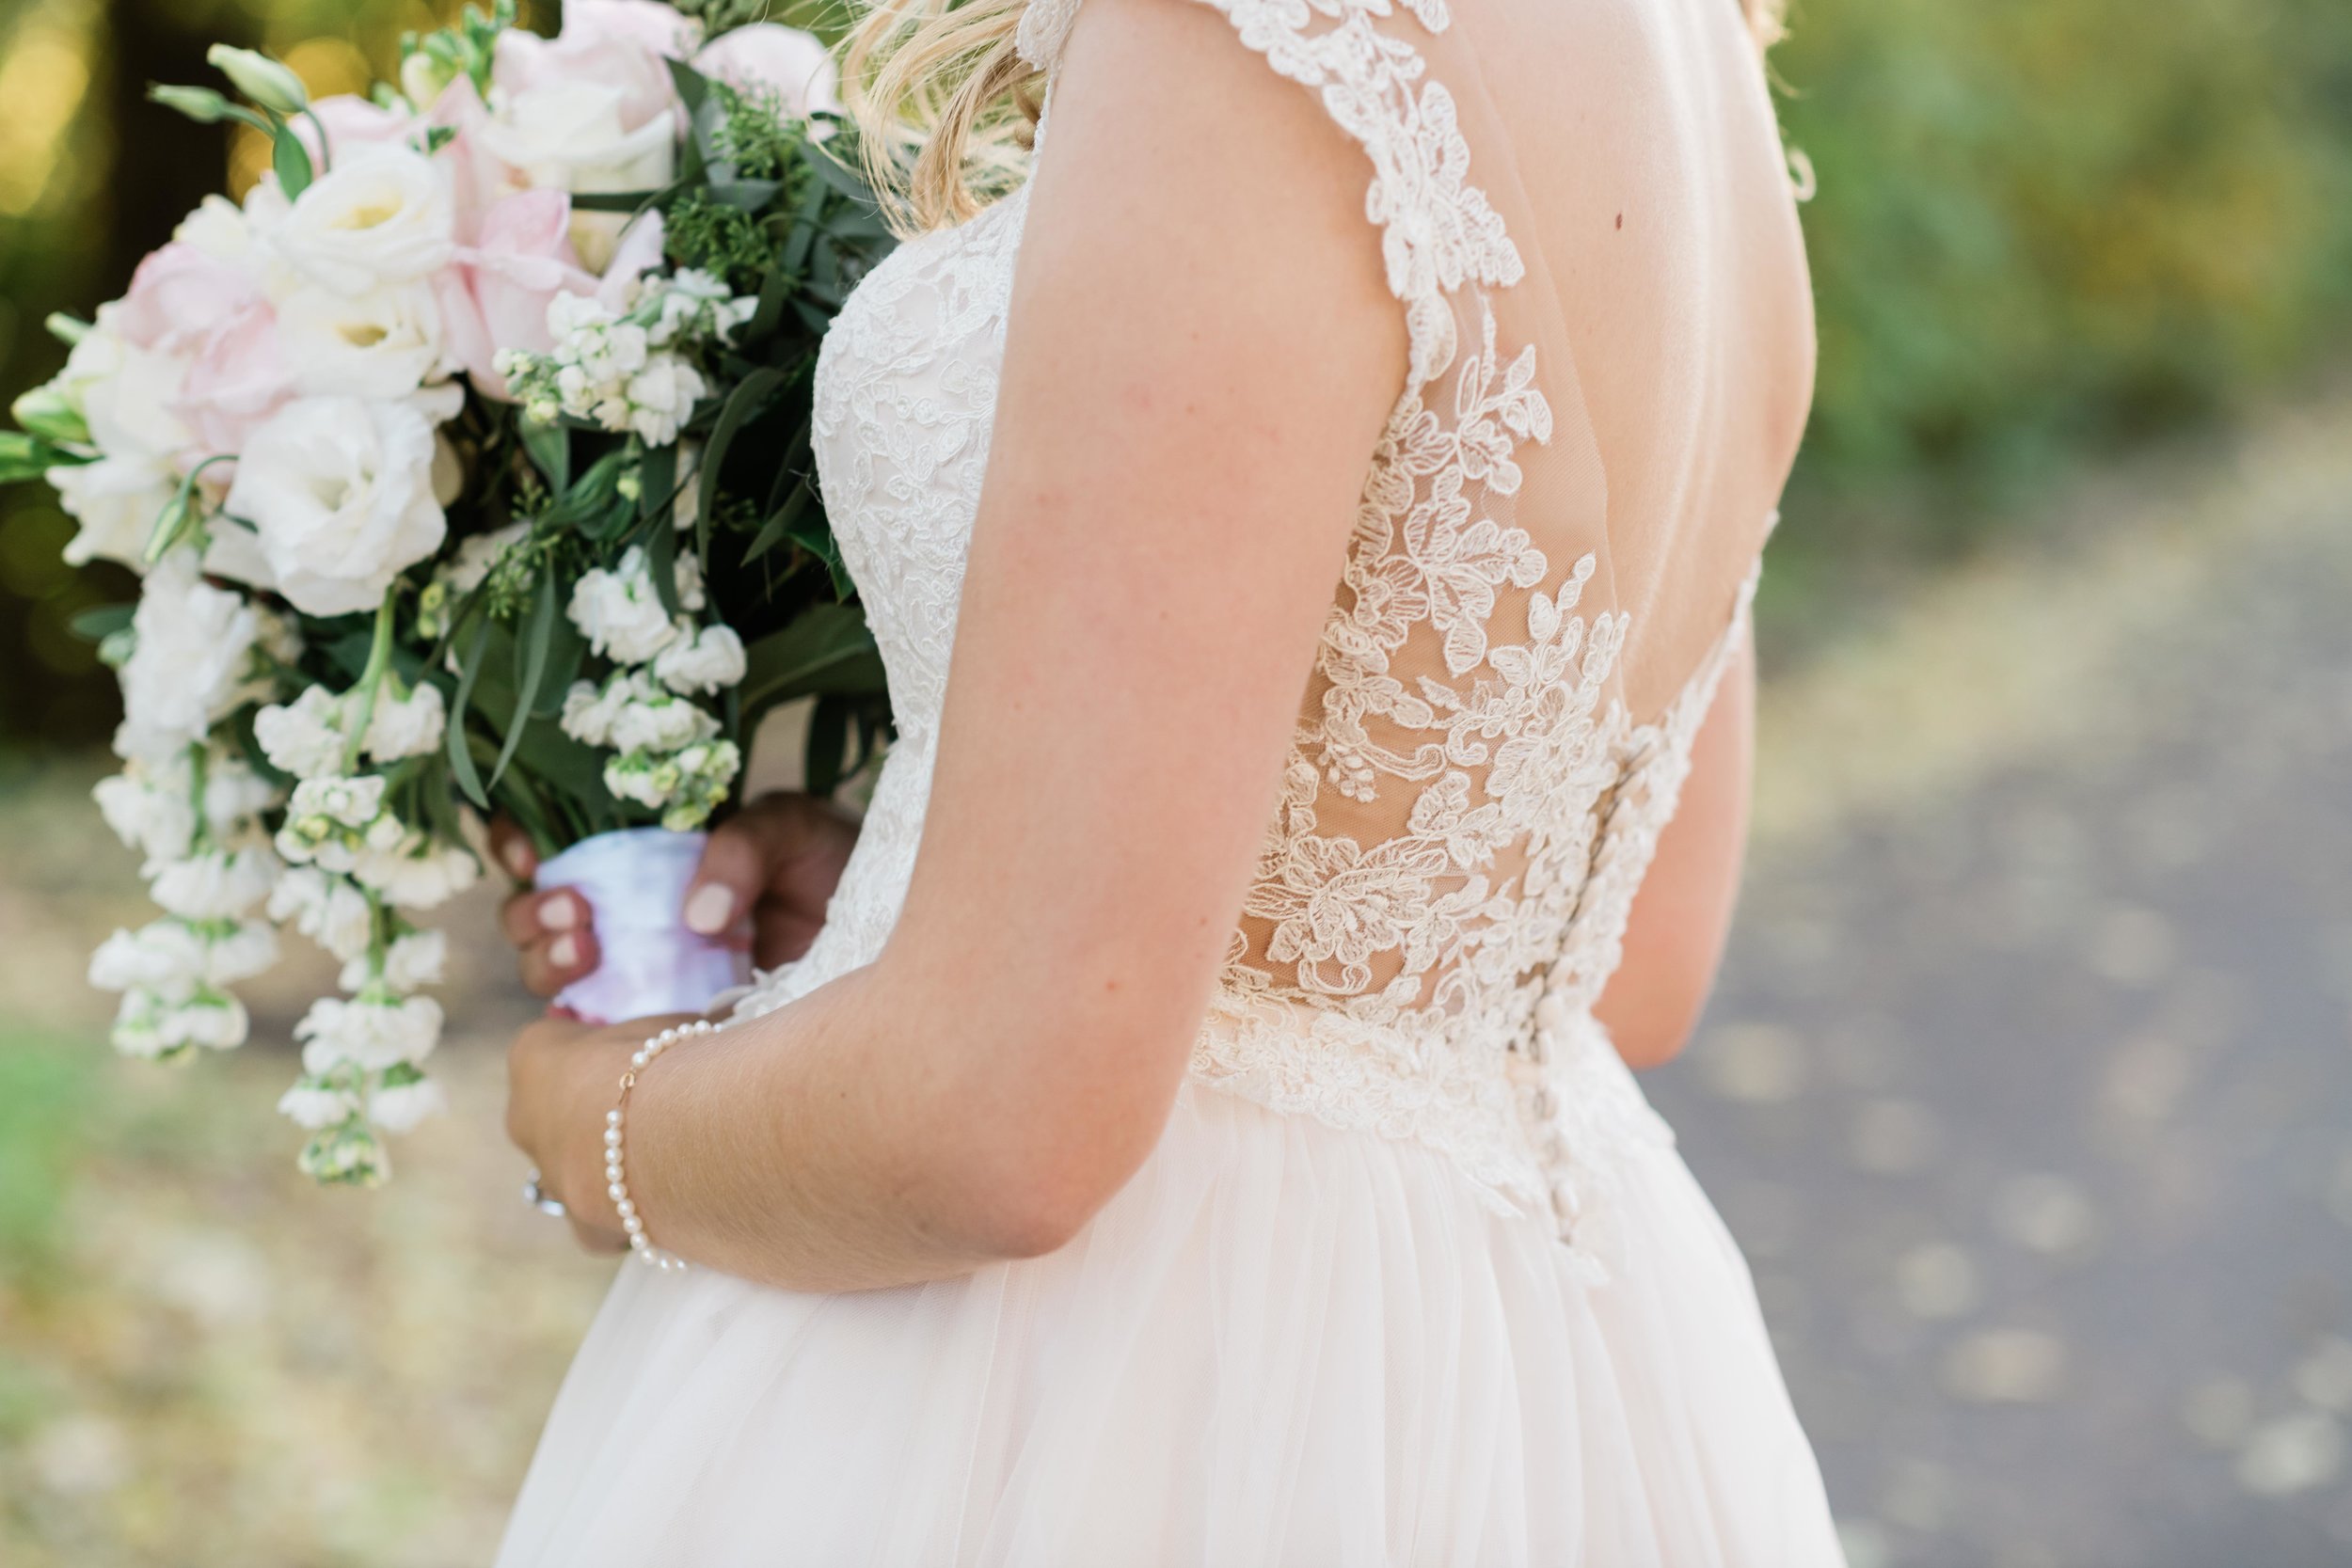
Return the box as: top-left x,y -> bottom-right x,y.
683,883 -> 734,936
539,893 -> 579,931
549,934 -> 580,970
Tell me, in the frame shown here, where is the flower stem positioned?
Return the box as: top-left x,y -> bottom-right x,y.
340,590 -> 400,774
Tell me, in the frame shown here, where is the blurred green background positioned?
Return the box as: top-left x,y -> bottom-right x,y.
4,0 -> 2351,739
2,0 -> 2350,1563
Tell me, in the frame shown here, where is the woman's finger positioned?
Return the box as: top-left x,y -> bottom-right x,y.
517,930 -> 599,998
487,814 -> 540,881
501,887 -> 587,949
682,813 -> 777,936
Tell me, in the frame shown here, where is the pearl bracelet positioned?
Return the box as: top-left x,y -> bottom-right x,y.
606,1016 -> 717,1271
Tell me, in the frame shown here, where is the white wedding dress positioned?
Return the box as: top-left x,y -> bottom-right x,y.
500,0 -> 1843,1560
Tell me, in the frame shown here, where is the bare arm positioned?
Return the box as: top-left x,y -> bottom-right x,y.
1593,633 -> 1756,1069
505,0 -> 1405,1292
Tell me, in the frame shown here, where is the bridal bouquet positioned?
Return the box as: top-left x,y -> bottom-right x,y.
0,0 -> 895,1184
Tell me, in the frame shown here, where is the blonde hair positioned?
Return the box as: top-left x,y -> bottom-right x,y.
847,0 -> 1788,234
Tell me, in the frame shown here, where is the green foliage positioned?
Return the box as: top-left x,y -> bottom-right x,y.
664,189 -> 780,291
711,81 -> 805,182
1778,0 -> 2352,523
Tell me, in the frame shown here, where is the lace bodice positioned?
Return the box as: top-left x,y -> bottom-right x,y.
733,0 -> 1806,1248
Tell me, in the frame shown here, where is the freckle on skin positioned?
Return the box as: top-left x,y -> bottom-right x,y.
1615,213 -> 1625,230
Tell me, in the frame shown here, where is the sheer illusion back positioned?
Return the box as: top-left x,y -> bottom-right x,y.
1018,0 -> 1809,1235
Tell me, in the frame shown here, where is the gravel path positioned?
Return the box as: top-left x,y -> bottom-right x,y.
1653,398 -> 2352,1566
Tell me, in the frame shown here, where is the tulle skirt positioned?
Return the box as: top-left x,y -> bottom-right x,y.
496,1083 -> 1845,1566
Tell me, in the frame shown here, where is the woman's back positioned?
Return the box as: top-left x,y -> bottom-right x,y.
501,2 -> 1845,1560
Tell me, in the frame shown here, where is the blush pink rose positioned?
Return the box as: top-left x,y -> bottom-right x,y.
293,94 -> 417,167
437,193 -> 663,400
694,24 -> 842,118
492,2 -> 685,134
424,75 -> 523,245
175,304 -> 294,456
113,245 -> 263,357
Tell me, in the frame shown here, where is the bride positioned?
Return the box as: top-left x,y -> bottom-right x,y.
492,0 -> 1836,1558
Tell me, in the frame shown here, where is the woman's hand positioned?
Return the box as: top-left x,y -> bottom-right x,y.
490,792 -> 861,998
504,1008 -> 701,1254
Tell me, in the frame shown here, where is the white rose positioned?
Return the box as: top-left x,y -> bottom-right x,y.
50,455 -> 178,570
567,546 -> 678,663
364,680 -> 446,764
68,319 -> 197,466
295,992 -> 444,1073
149,846 -> 278,920
227,397 -> 449,617
174,193 -> 256,262
266,146 -> 455,294
652,622 -> 744,695
278,281 -> 445,401
113,550 -> 267,765
255,687 -> 349,780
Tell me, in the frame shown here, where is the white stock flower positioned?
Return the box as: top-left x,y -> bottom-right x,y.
149,846 -> 278,921
439,520 -> 531,594
88,922 -> 206,994
295,992 -> 444,1073
277,281 -> 445,401
340,928 -> 447,993
622,356 -> 703,446
367,1071 -> 448,1133
652,622 -> 744,695
609,685 -> 720,754
49,455 -> 178,570
255,687 -> 349,780
227,396 -> 449,617
672,550 -> 706,611
206,919 -> 281,985
111,988 -> 249,1057
93,766 -> 199,863
278,1078 -> 359,1130
567,546 -> 679,663
364,680 -> 446,764
559,675 -> 628,747
265,146 -> 455,294
269,866 -> 374,961
351,835 -> 479,910
204,752 -> 281,829
113,550 -> 268,766
290,774 -> 388,830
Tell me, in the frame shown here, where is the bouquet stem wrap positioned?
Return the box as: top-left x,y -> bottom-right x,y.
534,828 -> 748,1025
